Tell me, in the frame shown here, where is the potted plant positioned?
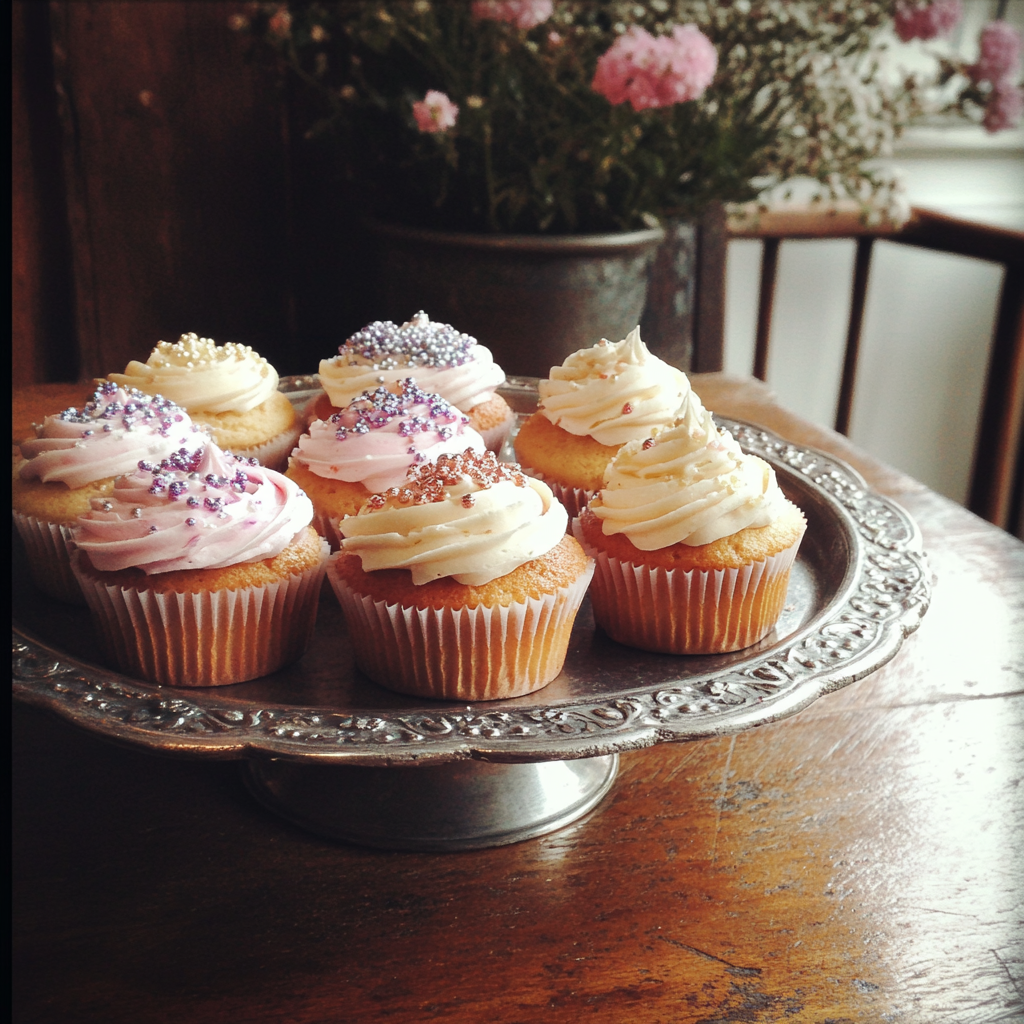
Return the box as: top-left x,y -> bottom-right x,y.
233,0 -> 1022,373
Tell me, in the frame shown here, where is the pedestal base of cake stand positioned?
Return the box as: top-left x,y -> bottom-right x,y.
242,754 -> 619,851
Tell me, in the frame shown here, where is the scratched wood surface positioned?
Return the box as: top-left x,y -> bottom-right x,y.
12,377 -> 1024,1024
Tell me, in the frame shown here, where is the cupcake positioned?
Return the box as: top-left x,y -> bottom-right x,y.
70,443 -> 329,687
514,326 -> 692,518
108,332 -> 302,471
12,382 -> 94,450
328,450 -> 594,701
574,394 -> 806,655
315,311 -> 515,452
12,382 -> 207,603
286,378 -> 486,550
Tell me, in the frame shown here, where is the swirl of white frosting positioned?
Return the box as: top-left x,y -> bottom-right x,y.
340,451 -> 567,586
318,312 -> 505,412
72,443 -> 314,574
108,333 -> 279,414
593,399 -> 790,550
538,327 -> 693,446
18,383 -> 207,489
291,381 -> 485,492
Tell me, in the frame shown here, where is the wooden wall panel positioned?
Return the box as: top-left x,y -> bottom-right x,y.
46,1 -> 298,378
12,2 -> 76,386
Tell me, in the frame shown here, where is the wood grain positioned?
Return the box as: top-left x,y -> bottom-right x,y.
13,377 -> 1023,1023
12,1 -> 76,386
47,1 -> 294,378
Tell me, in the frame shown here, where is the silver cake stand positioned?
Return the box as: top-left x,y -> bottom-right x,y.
11,378 -> 930,850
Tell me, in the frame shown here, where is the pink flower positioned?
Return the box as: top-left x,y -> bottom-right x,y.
470,0 -> 553,30
983,83 -> 1024,132
412,90 -> 459,133
268,6 -> 292,39
894,1 -> 962,43
970,21 -> 1023,87
592,25 -> 717,112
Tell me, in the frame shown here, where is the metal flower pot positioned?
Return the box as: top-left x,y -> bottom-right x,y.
368,221 -> 667,378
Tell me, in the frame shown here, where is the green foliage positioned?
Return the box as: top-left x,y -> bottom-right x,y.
242,1 -> 930,233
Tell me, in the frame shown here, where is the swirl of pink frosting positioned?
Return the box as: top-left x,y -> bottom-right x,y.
18,382 -> 207,490
291,379 -> 486,492
72,444 -> 314,574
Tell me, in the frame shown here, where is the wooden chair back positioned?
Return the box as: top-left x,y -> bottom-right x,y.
725,205 -> 1024,534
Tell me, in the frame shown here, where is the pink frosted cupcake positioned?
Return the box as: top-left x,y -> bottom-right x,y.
328,450 -> 593,701
71,443 -> 329,687
286,378 -> 486,550
12,382 -> 207,603
315,312 -> 515,452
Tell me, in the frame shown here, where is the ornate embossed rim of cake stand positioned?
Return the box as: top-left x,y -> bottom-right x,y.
11,376 -> 931,850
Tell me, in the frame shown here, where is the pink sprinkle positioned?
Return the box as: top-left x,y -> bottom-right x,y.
622,403 -> 633,415
642,438 -> 656,450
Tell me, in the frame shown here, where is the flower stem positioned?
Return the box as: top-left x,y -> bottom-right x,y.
483,118 -> 498,231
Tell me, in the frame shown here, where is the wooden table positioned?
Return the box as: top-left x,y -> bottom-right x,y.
12,375 -> 1024,1024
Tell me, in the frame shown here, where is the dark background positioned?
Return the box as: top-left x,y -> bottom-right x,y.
13,1 -> 375,386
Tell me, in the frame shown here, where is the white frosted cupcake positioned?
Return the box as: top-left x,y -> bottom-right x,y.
12,382 -> 207,603
108,332 -> 302,470
286,379 -> 486,549
71,443 -> 329,687
574,395 -> 806,655
514,326 -> 693,518
315,312 -> 515,452
328,450 -> 593,701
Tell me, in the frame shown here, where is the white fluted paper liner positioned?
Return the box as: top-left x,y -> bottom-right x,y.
12,509 -> 83,604
515,465 -> 595,522
314,509 -> 345,552
327,553 -> 595,701
547,479 -> 597,521
474,408 -> 516,454
71,538 -> 330,687
572,519 -> 803,654
229,419 -> 305,473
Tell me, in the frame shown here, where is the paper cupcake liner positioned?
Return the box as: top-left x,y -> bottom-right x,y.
327,554 -> 595,701
12,510 -> 83,604
71,539 -> 330,687
547,479 -> 597,521
514,466 -> 595,523
475,411 -> 516,454
231,420 -> 305,473
314,509 -> 346,552
572,519 -> 803,655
